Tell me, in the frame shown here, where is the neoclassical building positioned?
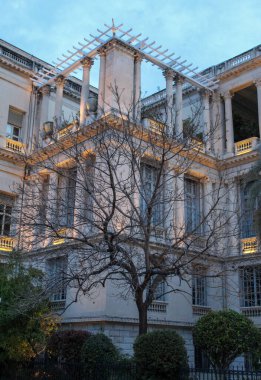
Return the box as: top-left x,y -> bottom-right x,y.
0,24 -> 260,366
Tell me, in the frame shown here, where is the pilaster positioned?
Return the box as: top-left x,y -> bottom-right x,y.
174,75 -> 184,139
133,53 -> 142,122
255,79 -> 261,139
98,48 -> 106,113
202,90 -> 211,154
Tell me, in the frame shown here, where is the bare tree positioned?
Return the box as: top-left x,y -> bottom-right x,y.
14,95 -> 238,335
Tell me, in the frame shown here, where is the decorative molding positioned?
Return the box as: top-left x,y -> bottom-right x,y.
54,75 -> 66,87
163,68 -> 175,80
81,57 -> 94,69
40,85 -> 51,96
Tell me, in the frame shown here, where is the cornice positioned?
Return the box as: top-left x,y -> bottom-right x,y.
0,148 -> 26,167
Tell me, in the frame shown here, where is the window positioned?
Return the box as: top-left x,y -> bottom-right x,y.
240,266 -> 261,307
185,178 -> 200,234
154,280 -> 166,302
140,163 -> 163,226
38,176 -> 49,233
192,274 -> 207,306
241,182 -> 260,238
47,257 -> 67,302
6,107 -> 24,141
57,168 -> 77,227
0,195 -> 13,236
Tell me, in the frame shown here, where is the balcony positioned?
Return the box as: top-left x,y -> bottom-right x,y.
235,137 -> 259,155
241,237 -> 258,254
241,306 -> 261,317
0,236 -> 14,252
5,138 -> 24,153
142,117 -> 165,134
52,227 -> 73,245
148,301 -> 167,313
192,305 -> 211,315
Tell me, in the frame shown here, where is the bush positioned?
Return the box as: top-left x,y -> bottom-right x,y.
134,330 -> 189,380
46,330 -> 91,363
193,309 -> 261,371
81,333 -> 119,366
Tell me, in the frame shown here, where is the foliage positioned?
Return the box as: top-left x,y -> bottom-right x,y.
0,257 -> 58,363
193,309 -> 261,370
134,329 -> 189,380
46,329 -> 91,362
81,333 -> 119,370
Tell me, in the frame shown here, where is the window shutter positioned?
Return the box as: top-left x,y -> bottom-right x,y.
8,107 -> 24,127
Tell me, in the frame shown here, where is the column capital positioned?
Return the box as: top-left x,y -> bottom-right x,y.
200,89 -> 211,99
163,68 -> 175,80
97,47 -> 106,57
174,74 -> 185,85
134,52 -> 143,63
54,75 -> 66,88
254,79 -> 261,88
223,91 -> 233,100
81,57 -> 94,69
40,85 -> 51,96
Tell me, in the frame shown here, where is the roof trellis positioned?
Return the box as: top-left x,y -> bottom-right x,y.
32,21 -> 218,90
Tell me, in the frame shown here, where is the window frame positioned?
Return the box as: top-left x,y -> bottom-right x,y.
6,106 -> 25,142
184,177 -> 201,234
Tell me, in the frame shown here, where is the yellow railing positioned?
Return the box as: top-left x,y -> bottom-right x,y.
0,236 -> 14,252
57,123 -> 77,139
5,138 -> 24,153
241,237 -> 258,254
235,137 -> 259,155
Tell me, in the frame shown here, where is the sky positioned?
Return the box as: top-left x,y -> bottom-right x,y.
1,0 -> 260,96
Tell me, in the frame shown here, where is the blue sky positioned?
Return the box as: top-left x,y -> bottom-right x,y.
1,0 -> 260,95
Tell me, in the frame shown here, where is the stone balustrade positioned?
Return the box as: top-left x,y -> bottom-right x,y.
148,301 -> 167,313
235,137 -> 260,155
5,138 -> 24,153
241,306 -> 261,317
0,236 -> 14,252
241,237 -> 258,254
192,305 -> 211,315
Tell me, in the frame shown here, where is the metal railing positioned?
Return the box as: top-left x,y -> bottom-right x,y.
181,367 -> 261,380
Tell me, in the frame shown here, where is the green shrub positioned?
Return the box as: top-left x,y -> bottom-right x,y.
46,330 -> 91,363
193,309 -> 261,371
134,329 -> 189,380
81,333 -> 119,366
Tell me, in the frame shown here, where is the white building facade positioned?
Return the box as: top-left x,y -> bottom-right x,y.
0,26 -> 261,366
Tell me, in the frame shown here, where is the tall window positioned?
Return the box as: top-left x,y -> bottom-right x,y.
140,163 -> 163,226
185,178 -> 200,234
192,274 -> 207,306
241,182 -> 259,238
38,176 -> 49,232
240,266 -> 261,307
153,280 -> 166,302
0,195 -> 13,236
6,107 -> 24,141
57,168 -> 77,227
47,257 -> 67,302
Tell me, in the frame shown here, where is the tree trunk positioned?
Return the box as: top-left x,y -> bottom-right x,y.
138,304 -> 148,335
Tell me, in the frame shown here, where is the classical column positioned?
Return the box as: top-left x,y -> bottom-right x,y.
133,53 -> 142,122
98,48 -> 106,113
39,85 -> 51,127
175,75 -> 184,139
163,69 -> 174,133
54,75 -> 66,126
202,91 -> 211,153
80,57 -> 94,126
211,92 -> 224,156
223,91 -> 234,155
255,79 -> 261,139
